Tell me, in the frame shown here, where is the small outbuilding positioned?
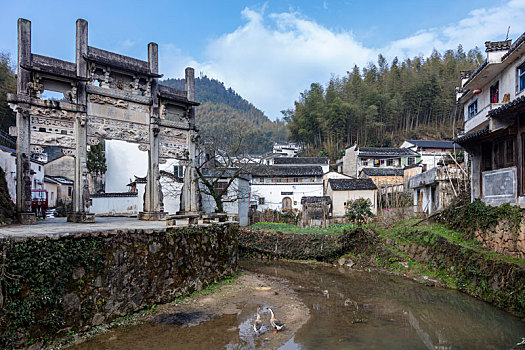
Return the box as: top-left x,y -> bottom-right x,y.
300,196 -> 332,228
326,178 -> 378,219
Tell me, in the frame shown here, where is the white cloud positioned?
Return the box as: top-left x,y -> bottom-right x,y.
159,1 -> 525,120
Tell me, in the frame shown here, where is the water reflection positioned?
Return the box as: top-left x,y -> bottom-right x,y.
242,260 -> 525,350
72,260 -> 525,350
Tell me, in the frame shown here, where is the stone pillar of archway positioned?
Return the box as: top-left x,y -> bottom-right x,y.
178,67 -> 202,215
67,19 -> 94,223
138,43 -> 166,221
14,19 -> 36,224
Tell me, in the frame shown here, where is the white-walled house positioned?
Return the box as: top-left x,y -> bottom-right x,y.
400,140 -> 461,171
326,178 -> 378,218
456,33 -> 525,205
341,146 -> 420,178
0,145 -> 45,203
272,142 -> 301,157
44,175 -> 73,207
250,165 -> 324,211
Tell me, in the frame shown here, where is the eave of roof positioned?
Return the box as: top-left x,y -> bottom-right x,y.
488,95 -> 525,118
455,126 -> 490,145
328,178 -> 377,191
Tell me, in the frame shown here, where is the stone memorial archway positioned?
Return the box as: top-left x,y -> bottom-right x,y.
8,18 -> 201,224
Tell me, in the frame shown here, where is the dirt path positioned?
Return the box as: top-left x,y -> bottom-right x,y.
67,271 -> 309,349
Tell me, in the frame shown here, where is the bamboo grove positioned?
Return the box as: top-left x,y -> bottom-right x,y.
283,46 -> 484,159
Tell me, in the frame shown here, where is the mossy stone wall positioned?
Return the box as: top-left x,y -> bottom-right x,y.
0,224 -> 238,348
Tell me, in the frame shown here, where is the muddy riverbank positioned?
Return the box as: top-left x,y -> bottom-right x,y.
65,271 -> 309,349
58,259 -> 525,350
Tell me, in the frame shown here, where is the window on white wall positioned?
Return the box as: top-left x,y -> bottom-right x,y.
519,62 -> 525,93
468,100 -> 478,118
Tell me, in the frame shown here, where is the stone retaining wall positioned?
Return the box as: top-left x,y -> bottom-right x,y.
473,219 -> 525,259
240,228 -> 525,319
0,224 -> 238,348
239,229 -> 345,261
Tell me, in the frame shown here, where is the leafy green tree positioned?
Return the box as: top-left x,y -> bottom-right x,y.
285,46 -> 482,159
87,143 -> 107,175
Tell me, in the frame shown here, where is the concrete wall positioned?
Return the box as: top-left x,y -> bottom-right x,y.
342,146 -> 358,177
91,194 -> 138,216
44,155 -> 75,180
327,186 -> 377,216
0,224 -> 238,348
251,183 -> 323,211
44,182 -> 58,207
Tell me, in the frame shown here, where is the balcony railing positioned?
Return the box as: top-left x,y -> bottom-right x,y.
464,103 -> 503,132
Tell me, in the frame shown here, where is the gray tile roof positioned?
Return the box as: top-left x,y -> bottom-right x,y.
45,176 -> 74,185
273,157 -> 329,165
360,168 -> 404,176
251,165 -> 323,177
358,147 -> 418,157
328,178 -> 377,191
405,140 -> 460,149
488,95 -> 525,118
455,127 -> 490,145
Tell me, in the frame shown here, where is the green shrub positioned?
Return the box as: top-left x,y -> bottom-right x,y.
345,198 -> 374,225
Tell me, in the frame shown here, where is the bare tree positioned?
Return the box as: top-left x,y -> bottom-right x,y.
194,125 -> 261,213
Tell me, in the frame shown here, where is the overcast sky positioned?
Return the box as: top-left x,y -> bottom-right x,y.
1,0 -> 525,120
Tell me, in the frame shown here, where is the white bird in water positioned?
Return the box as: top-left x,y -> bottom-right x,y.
267,307 -> 285,334
253,307 -> 263,337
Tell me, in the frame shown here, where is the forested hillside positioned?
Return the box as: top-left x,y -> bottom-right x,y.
163,76 -> 287,154
284,46 -> 483,159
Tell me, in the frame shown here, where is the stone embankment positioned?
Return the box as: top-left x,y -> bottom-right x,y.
239,227 -> 525,320
0,223 -> 238,349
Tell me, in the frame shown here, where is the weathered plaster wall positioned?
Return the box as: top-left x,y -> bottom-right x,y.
0,224 -> 238,348
44,155 -> 75,181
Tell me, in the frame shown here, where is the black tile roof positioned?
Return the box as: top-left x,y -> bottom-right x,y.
404,140 -> 460,149
358,147 -> 419,157
360,168 -> 404,176
328,178 -> 377,191
455,126 -> 490,145
502,32 -> 525,60
488,95 -> 525,118
273,157 -> 329,165
463,60 -> 488,87
251,165 -> 324,177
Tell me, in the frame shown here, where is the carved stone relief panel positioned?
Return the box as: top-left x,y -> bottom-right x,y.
159,143 -> 187,159
88,94 -> 128,109
31,131 -> 76,149
87,116 -> 149,144
30,106 -> 73,120
162,104 -> 188,125
30,115 -> 76,148
88,94 -> 150,125
30,145 -> 44,154
62,148 -> 76,156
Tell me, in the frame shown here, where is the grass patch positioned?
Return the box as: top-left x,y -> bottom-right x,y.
248,222 -> 355,235
379,219 -> 525,267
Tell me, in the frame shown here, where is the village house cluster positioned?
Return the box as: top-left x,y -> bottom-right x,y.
4,18 -> 524,227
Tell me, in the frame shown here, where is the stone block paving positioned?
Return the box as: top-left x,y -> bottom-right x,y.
0,217 -> 167,238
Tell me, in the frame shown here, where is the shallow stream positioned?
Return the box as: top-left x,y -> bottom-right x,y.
72,260 -> 525,349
